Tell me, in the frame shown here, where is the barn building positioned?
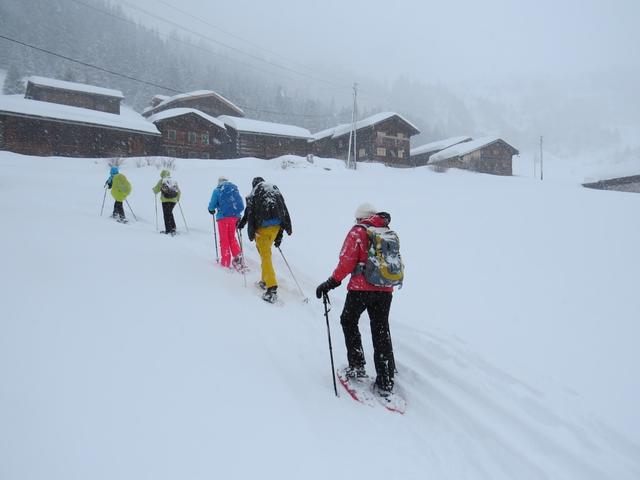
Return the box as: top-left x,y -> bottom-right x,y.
143,90 -> 245,119
310,112 -> 420,167
147,108 -> 230,159
428,137 -> 519,176
583,175 -> 640,194
218,116 -> 312,159
0,76 -> 159,157
410,136 -> 472,167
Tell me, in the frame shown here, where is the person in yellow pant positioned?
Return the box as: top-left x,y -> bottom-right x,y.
255,225 -> 281,289
238,177 -> 292,303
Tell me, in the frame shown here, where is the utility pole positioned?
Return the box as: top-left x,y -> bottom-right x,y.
539,135 -> 544,181
353,83 -> 358,170
346,83 -> 358,170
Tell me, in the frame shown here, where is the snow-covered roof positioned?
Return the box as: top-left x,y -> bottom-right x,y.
410,136 -> 472,156
333,112 -> 420,138
311,112 -> 420,141
219,115 -> 312,139
310,124 -> 345,141
147,108 -> 226,130
0,95 -> 159,135
429,136 -> 518,163
26,76 -> 124,99
145,90 -> 244,116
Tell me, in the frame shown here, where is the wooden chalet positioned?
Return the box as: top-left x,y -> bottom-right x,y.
25,76 -> 123,114
143,90 -> 245,119
410,136 -> 472,167
0,76 -> 159,157
428,137 -> 518,176
583,175 -> 640,194
218,116 -> 311,159
148,108 -> 230,159
310,112 -> 420,167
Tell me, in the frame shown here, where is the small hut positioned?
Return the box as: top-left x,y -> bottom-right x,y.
428,137 -> 518,176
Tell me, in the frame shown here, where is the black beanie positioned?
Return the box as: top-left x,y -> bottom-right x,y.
252,176 -> 265,188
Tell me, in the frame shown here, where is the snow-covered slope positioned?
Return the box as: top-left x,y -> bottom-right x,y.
1,152 -> 639,479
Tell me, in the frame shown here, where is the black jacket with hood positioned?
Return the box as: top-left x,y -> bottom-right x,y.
238,177 -> 292,242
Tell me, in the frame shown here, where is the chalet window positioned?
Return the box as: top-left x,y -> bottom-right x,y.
398,149 -> 404,158
397,132 -> 405,139
201,133 -> 209,145
188,131 -> 197,144
167,148 -> 177,157
358,148 -> 366,157
377,131 -> 385,139
376,147 -> 386,156
168,129 -> 177,141
202,153 -> 210,159
338,139 -> 344,148
188,151 -> 199,158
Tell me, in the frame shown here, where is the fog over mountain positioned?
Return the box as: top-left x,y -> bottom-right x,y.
2,0 -> 639,172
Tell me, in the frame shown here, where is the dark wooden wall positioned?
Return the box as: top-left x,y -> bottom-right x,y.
226,128 -> 309,159
410,150 -> 436,167
0,115 -> 157,157
153,114 -> 229,159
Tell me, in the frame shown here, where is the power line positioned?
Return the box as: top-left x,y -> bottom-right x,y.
65,0 -> 328,91
0,34 -> 182,93
0,33 -> 339,119
114,0 -> 351,91
155,0 -> 354,87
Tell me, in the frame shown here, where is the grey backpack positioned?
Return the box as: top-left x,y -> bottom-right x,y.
357,225 -> 404,287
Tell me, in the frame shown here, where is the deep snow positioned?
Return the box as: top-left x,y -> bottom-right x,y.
0,152 -> 639,479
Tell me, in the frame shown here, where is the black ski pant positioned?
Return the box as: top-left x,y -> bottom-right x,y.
340,290 -> 395,389
112,201 -> 125,220
162,201 -> 177,233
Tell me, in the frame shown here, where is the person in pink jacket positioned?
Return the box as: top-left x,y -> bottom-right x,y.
316,202 -> 396,395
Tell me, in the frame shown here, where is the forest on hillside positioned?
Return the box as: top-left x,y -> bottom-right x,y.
1,0 -> 637,155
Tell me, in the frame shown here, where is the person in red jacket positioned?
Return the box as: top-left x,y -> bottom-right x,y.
316,202 -> 396,395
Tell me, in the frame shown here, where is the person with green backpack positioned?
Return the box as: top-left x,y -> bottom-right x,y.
106,166 -> 131,223
152,169 -> 181,235
315,202 -> 404,397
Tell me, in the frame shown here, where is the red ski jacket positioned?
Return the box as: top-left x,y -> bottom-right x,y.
331,214 -> 394,293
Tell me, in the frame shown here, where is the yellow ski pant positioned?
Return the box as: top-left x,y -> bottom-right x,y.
255,225 -> 280,289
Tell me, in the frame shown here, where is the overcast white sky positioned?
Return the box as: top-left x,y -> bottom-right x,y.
125,0 -> 640,87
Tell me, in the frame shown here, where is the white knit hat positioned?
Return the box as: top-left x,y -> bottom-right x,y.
218,176 -> 228,185
354,202 -> 377,220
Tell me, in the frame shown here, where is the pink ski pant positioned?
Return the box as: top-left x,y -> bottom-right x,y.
217,217 -> 241,267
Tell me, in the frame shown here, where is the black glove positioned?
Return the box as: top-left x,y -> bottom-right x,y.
315,277 -> 341,299
274,228 -> 284,248
209,209 -> 216,215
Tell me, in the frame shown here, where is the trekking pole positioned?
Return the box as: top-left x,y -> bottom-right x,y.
212,216 -> 219,263
236,227 -> 247,287
154,195 -> 158,231
178,201 -> 189,232
125,199 -> 137,221
100,186 -> 107,216
323,292 -> 339,397
277,246 -> 309,303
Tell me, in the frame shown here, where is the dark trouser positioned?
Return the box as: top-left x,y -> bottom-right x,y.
340,290 -> 395,389
112,201 -> 125,220
162,201 -> 176,233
